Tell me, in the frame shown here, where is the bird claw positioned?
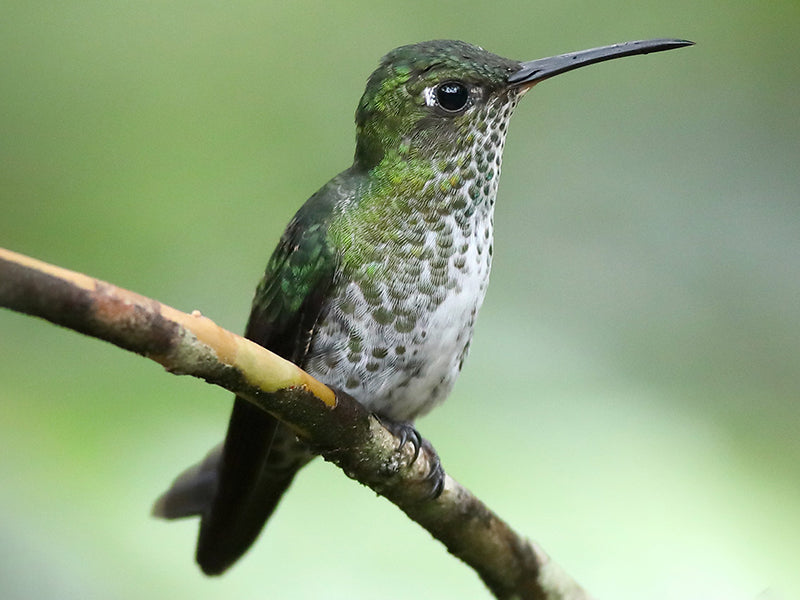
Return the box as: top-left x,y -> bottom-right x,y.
420,442 -> 445,498
376,417 -> 445,499
393,422 -> 423,461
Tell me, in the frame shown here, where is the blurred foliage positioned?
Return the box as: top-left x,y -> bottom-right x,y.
1,2 -> 798,599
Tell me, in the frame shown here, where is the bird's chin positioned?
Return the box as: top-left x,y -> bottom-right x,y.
514,82 -> 536,96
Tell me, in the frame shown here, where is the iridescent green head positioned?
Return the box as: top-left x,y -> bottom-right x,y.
353,38 -> 693,169
354,40 -> 519,169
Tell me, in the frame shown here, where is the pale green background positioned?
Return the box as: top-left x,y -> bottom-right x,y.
1,2 -> 798,599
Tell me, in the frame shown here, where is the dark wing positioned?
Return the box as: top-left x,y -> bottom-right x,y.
196,204 -> 338,574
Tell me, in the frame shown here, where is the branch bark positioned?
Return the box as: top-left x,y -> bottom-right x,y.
0,247 -> 593,600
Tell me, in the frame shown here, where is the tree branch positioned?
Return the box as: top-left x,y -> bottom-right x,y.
0,247 -> 593,600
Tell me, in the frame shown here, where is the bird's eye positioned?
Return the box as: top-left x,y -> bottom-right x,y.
435,81 -> 470,113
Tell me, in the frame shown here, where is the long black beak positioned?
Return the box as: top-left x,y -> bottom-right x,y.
508,38 -> 694,87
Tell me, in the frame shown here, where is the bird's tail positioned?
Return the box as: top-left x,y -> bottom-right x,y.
152,443 -> 223,520
153,397 -> 313,575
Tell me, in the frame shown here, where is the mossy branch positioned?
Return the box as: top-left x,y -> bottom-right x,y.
0,246 -> 593,600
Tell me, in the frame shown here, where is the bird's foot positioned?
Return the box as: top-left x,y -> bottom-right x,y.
376,417 -> 445,498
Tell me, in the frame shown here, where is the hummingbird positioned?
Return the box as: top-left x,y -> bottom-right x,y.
153,37 -> 692,575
